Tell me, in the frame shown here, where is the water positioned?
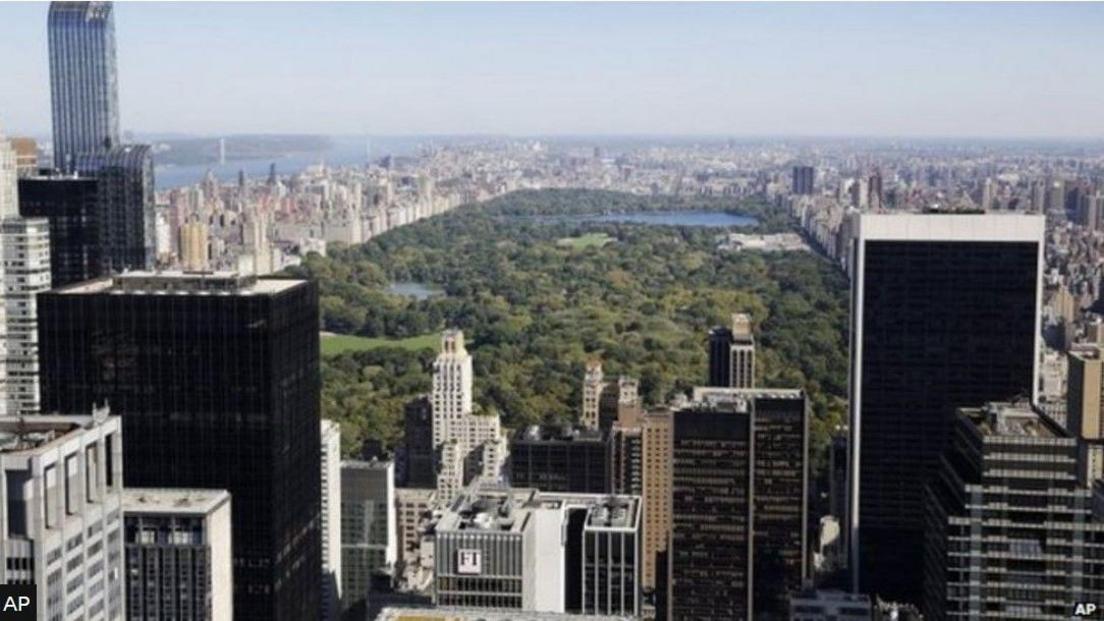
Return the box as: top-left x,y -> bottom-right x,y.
511,210 -> 759,228
153,135 -> 425,190
386,281 -> 444,300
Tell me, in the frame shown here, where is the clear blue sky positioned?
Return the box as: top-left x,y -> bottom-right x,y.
2,2 -> 1102,139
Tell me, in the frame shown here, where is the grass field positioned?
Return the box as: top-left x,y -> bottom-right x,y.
320,332 -> 439,356
556,232 -> 613,249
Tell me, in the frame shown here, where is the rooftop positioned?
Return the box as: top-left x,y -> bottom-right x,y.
53,271 -> 303,296
962,401 -> 1066,440
689,386 -> 804,407
375,607 -> 633,620
123,488 -> 231,516
433,485 -> 639,535
0,411 -> 113,455
516,424 -> 605,443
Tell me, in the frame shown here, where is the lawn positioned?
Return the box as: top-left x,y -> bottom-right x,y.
556,232 -> 613,249
320,332 -> 439,356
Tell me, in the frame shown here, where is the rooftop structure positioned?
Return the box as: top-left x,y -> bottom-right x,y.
54,270 -> 302,295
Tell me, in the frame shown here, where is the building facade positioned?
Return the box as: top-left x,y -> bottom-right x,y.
430,330 -> 505,502
1,217 -> 51,415
75,144 -> 156,273
1068,343 -> 1104,484
922,402 -> 1104,619
342,459 -> 397,616
792,166 -> 815,195
669,388 -> 810,619
48,1 -> 121,171
17,175 -> 101,287
849,213 -> 1043,602
122,488 -> 233,621
430,486 -> 640,617
38,271 -> 322,621
321,419 -> 343,621
0,412 -> 125,620
510,425 -> 609,494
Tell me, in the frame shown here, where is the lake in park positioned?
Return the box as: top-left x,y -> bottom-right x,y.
386,282 -> 445,300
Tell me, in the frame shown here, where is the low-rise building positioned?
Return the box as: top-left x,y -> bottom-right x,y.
122,488 -> 233,621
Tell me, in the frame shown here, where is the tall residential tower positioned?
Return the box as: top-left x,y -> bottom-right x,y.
48,1 -> 121,171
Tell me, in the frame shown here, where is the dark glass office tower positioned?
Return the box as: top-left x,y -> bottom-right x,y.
39,272 -> 322,621
17,175 -> 102,286
750,390 -> 808,616
76,145 -> 155,272
669,406 -> 752,620
849,213 -> 1043,603
48,1 -> 121,171
683,387 -> 809,618
707,326 -> 734,387
510,424 -> 609,493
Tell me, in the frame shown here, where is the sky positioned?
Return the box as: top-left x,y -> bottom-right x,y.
2,2 -> 1103,139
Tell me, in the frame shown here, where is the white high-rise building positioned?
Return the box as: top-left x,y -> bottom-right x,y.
430,330 -> 505,501
320,419 -> 343,621
431,329 -> 474,445
0,410 -> 125,619
2,218 -> 51,415
0,128 -> 17,218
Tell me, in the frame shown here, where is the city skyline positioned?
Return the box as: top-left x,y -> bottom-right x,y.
2,2 -> 1104,139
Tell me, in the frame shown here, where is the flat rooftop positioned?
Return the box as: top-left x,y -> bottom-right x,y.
516,424 -> 605,443
690,386 -> 804,406
123,488 -> 231,516
434,485 -> 640,534
54,271 -> 303,296
375,607 -> 633,620
962,401 -> 1066,440
857,212 -> 1044,243
0,414 -> 114,455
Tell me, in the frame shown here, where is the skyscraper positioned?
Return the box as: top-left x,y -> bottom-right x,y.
76,144 -> 156,272
1067,343 -> 1104,484
1,218 -> 51,415
671,386 -> 812,614
922,401 -> 1104,619
341,459 -> 397,618
792,165 -> 815,195
17,174 -> 102,286
848,213 -> 1043,602
320,419 -> 343,621
669,405 -> 752,620
708,314 -> 756,388
707,325 -> 733,387
48,1 -> 121,171
430,329 -> 505,502
510,424 -> 609,493
38,271 -> 322,621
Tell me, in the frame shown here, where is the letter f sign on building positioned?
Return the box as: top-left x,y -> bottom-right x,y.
0,585 -> 35,620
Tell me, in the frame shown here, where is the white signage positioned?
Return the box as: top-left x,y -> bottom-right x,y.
456,549 -> 482,575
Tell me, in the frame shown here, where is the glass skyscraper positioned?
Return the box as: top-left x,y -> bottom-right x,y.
848,213 -> 1044,604
48,1 -> 121,171
39,271 -> 323,621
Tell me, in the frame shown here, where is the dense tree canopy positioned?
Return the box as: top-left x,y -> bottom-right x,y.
285,189 -> 848,464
